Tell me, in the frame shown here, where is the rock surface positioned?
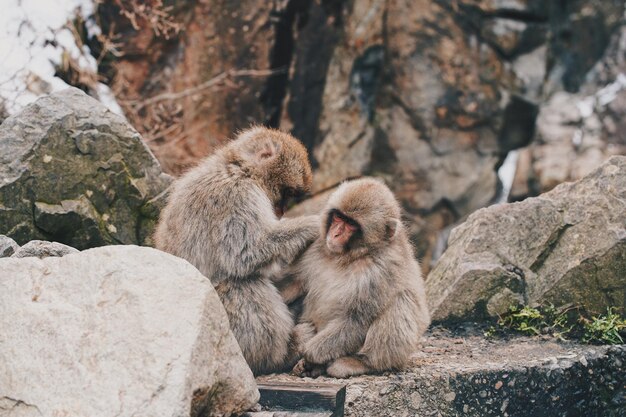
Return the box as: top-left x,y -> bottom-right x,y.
0,235 -> 19,258
427,156 -> 626,322
0,245 -> 259,417
94,0 -> 278,173
259,326 -> 626,416
93,0 -> 625,273
0,88 -> 172,249
510,22 -> 626,201
510,83 -> 626,201
11,240 -> 79,258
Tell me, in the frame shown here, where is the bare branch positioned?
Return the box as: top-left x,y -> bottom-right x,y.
123,67 -> 287,110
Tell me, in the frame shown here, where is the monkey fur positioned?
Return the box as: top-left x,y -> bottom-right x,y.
155,126 -> 319,375
291,178 -> 430,378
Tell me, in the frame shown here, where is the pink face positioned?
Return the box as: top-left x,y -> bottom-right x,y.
326,212 -> 358,253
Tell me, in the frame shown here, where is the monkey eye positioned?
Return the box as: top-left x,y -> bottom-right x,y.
333,212 -> 359,230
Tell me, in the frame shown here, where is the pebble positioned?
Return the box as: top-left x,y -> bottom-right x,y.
444,392 -> 456,402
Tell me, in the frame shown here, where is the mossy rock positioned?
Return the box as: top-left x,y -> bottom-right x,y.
0,88 -> 172,249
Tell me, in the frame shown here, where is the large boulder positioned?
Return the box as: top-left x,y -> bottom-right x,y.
0,87 -> 172,249
427,156 -> 626,322
0,245 -> 259,417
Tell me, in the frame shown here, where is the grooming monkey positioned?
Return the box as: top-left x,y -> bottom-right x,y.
290,178 -> 430,378
155,126 -> 319,375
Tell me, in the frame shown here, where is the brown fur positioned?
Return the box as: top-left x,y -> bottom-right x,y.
155,126 -> 319,375
291,178 -> 430,378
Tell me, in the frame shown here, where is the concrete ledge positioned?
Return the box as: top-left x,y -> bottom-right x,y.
259,326 -> 626,416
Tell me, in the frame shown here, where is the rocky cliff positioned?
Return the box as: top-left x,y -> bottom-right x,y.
91,0 -> 626,271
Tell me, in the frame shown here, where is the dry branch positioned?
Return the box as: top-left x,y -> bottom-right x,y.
123,68 -> 287,111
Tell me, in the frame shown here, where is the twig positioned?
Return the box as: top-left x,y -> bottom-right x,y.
125,68 -> 287,110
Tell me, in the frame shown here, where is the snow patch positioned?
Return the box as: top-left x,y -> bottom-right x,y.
596,73 -> 626,107
496,150 -> 519,204
0,0 -> 122,115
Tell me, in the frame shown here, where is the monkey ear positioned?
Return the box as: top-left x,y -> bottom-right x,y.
257,141 -> 277,159
385,219 -> 401,240
245,137 -> 280,163
241,136 -> 280,165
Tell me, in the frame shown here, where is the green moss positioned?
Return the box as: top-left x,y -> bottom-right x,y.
496,305 -> 572,340
582,308 -> 626,345
491,304 -> 625,345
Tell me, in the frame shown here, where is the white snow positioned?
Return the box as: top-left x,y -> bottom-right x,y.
0,0 -> 122,115
576,96 -> 595,119
496,149 -> 519,204
576,72 -> 626,118
596,72 -> 626,107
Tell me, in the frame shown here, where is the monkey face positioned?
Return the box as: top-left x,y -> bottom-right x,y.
275,186 -> 308,218
326,210 -> 360,253
235,127 -> 312,218
322,178 -> 404,258
269,145 -> 313,217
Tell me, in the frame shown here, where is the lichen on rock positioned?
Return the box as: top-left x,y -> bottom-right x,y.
0,87 -> 172,249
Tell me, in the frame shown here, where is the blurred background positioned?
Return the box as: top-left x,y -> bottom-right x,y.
1,0 -> 625,274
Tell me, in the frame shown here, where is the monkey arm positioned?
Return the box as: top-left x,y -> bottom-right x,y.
216,213 -> 319,279
269,251 -> 307,303
277,276 -> 306,304
302,317 -> 368,365
266,215 -> 320,265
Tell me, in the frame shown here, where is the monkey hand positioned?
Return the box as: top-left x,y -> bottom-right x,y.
292,358 -> 308,376
303,319 -> 365,365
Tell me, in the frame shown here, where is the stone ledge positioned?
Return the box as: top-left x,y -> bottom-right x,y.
258,326 -> 625,416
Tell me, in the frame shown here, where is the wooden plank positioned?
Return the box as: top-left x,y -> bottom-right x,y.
256,381 -> 346,417
242,412 -> 332,417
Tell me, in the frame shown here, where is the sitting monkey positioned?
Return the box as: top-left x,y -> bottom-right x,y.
291,178 -> 430,378
155,126 -> 319,375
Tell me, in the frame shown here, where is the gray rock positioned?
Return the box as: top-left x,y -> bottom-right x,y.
427,156 -> 626,322
510,22 -> 626,201
0,87 -> 172,249
259,327 -> 625,416
511,89 -> 626,200
11,240 -> 79,258
0,245 -> 259,417
0,234 -> 19,257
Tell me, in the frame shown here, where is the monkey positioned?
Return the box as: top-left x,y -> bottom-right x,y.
154,126 -> 319,375
289,178 -> 430,378
272,260 -> 309,320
